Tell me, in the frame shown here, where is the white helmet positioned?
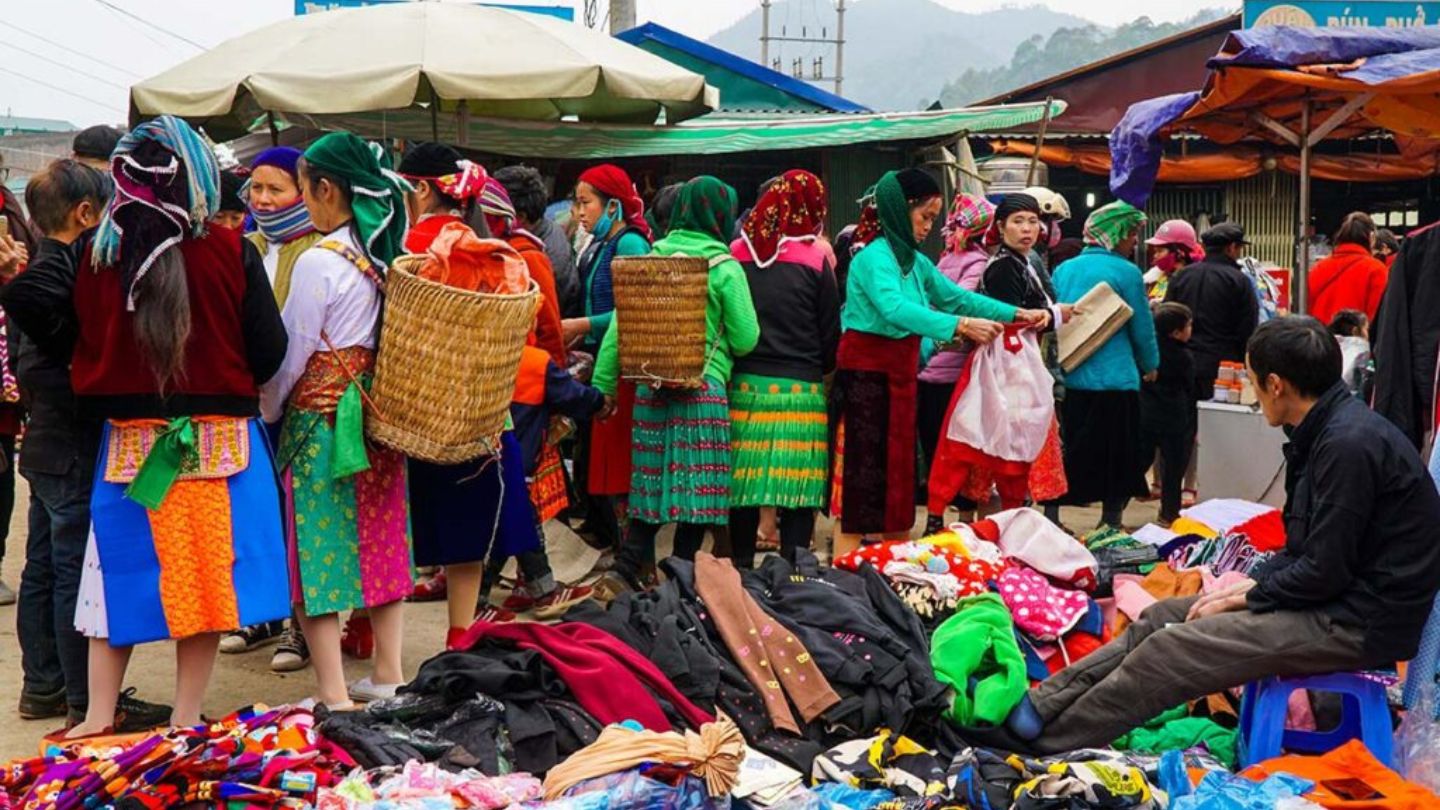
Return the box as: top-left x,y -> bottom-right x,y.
1023,186 -> 1071,221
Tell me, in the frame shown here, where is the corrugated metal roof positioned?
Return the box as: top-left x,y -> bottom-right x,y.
0,114 -> 77,133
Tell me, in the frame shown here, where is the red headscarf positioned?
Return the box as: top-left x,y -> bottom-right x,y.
578,164 -> 652,240
740,169 -> 827,268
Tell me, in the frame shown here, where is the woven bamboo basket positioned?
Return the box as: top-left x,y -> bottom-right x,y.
367,255 -> 539,464
611,255 -> 709,387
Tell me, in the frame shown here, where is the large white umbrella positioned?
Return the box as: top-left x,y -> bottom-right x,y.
129,2 -> 718,140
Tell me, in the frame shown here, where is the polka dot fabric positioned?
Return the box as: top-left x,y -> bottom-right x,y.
995,564 -> 1090,641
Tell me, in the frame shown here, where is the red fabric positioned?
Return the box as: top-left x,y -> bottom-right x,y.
72,228 -> 258,400
587,380 -> 634,495
1042,630 -> 1110,677
509,236 -> 566,363
455,618 -> 715,732
402,214 -> 465,255
577,165 -> 652,241
1308,243 -> 1390,325
740,169 -> 827,267
835,330 -> 920,534
1231,509 -> 1287,552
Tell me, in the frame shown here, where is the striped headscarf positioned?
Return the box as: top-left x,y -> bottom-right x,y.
91,115 -> 220,309
1083,201 -> 1147,252
942,193 -> 995,256
479,176 -> 518,231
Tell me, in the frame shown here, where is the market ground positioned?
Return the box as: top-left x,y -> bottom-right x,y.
0,477 -> 1156,758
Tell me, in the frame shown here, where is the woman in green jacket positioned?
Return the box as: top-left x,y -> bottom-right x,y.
593,176 -> 760,592
834,169 -> 1047,557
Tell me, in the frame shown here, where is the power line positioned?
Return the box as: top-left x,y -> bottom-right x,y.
0,64 -> 126,116
0,20 -> 144,78
0,37 -> 128,90
90,0 -> 208,50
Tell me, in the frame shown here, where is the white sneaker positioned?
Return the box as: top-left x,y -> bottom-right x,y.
0,579 -> 16,606
347,676 -> 402,703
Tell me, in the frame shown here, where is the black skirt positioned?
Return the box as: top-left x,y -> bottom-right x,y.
1058,389 -> 1150,505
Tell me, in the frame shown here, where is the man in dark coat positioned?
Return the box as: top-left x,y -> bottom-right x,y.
1164,222 -> 1261,396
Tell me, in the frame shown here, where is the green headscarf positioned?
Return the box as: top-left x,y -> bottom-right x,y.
302,132 -> 414,266
668,175 -> 738,242
873,168 -> 941,274
1083,200 -> 1148,252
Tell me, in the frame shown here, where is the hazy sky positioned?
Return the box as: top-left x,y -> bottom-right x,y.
1,0 -> 1234,128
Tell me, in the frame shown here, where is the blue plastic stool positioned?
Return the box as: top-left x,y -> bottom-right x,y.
1239,672 -> 1394,768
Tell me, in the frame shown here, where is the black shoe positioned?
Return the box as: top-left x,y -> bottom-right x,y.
219,620 -> 285,654
114,688 -> 172,733
923,514 -> 947,537
271,623 -> 311,672
18,685 -> 68,720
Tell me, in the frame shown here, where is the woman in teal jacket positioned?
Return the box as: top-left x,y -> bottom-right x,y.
592,176 -> 761,592
833,169 -> 1047,557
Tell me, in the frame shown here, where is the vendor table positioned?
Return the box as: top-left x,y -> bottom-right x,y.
1196,401 -> 1287,508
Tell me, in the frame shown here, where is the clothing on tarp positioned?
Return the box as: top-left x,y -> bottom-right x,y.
542,716 -> 746,799
1112,704 -> 1238,770
1244,739 -> 1440,809
930,593 -> 1029,727
810,732 -> 947,798
974,508 -> 1099,590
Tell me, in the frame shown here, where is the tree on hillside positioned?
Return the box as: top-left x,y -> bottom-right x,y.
937,10 -> 1229,106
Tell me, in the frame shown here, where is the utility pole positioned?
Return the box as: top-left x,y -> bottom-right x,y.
609,0 -> 635,32
758,0 -> 846,96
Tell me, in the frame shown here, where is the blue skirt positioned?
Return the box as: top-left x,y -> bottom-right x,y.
408,431 -> 541,567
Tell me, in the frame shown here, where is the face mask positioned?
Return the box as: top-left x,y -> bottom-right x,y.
1155,252 -> 1179,274
591,200 -> 621,237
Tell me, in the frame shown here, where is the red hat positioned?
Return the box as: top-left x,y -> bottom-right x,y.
1145,219 -> 1200,254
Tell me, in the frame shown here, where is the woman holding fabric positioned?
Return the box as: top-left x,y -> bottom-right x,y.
563,165 -> 653,553
833,169 -> 1045,557
16,117 -> 291,736
592,175 -> 760,593
1051,201 -> 1160,530
261,132 -> 415,709
924,193 -> 1069,533
726,169 -> 839,568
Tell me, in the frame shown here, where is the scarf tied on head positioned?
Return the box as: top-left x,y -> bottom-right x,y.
243,145 -> 315,245
92,115 -> 220,310
1083,201 -> 1148,252
302,132 -> 414,267
436,160 -> 488,203
943,193 -> 995,257
873,168 -> 940,273
741,169 -> 827,269
578,164 -> 652,241
669,176 -> 739,244
478,177 -> 545,250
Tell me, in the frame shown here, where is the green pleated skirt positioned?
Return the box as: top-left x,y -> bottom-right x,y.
728,373 -> 829,509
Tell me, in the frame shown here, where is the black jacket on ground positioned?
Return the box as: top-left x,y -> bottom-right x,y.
0,236 -> 100,476
734,250 -> 840,382
1373,220 -> 1440,449
1164,251 -> 1258,393
1139,335 -> 1197,436
1247,383 -> 1440,661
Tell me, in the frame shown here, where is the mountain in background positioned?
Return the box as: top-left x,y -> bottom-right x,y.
937,8 -> 1232,106
706,0 -> 1087,111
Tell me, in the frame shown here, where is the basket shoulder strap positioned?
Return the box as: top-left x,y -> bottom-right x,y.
318,239 -> 385,290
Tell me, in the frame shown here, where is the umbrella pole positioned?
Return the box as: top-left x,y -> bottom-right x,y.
267,112 -> 279,147
1296,100 -> 1312,314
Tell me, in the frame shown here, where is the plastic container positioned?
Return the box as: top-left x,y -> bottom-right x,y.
1214,384 -> 1229,402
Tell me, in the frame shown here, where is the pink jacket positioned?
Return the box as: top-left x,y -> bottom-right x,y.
918,246 -> 989,383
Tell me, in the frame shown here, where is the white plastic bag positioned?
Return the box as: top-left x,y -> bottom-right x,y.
944,328 -> 1054,462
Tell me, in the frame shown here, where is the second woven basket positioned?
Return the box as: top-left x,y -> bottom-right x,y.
611,254 -> 709,387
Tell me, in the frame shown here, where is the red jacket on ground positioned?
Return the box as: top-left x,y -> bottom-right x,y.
1307,242 -> 1389,325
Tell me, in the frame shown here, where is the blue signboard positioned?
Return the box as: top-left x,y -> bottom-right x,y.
1244,0 -> 1440,28
295,0 -> 574,21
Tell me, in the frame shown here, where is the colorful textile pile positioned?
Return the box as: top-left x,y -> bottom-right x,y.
316,760 -> 541,810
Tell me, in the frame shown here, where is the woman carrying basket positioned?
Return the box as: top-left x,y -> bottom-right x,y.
261,132 -> 414,709
592,176 -> 760,594
726,169 -> 839,568
832,169 -> 1046,558
7,117 -> 292,737
562,165 -> 652,554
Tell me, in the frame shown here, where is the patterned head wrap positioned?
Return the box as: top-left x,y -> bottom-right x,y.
740,169 -> 827,268
91,115 -> 220,310
669,175 -> 738,243
479,176 -> 518,233
302,132 -> 414,266
578,164 -> 652,240
435,160 -> 488,202
942,193 -> 995,256
1083,201 -> 1148,252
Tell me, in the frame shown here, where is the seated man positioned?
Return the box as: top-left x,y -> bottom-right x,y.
1004,315 -> 1440,752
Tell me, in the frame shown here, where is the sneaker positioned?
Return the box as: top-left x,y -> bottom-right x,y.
531,584 -> 595,620
271,624 -> 311,672
0,579 -> 15,606
347,676 -> 402,704
922,514 -> 947,537
474,604 -> 518,624
592,572 -> 634,604
408,571 -> 448,602
219,621 -> 284,654
501,588 -> 537,613
114,688 -> 172,733
18,685 -> 68,721
340,614 -> 374,659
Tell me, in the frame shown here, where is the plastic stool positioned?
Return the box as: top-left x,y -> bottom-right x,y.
1239,672 -> 1394,768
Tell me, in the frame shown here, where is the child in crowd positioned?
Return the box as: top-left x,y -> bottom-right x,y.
476,337 -> 607,627
1139,303 -> 1197,525
1329,309 -> 1372,400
